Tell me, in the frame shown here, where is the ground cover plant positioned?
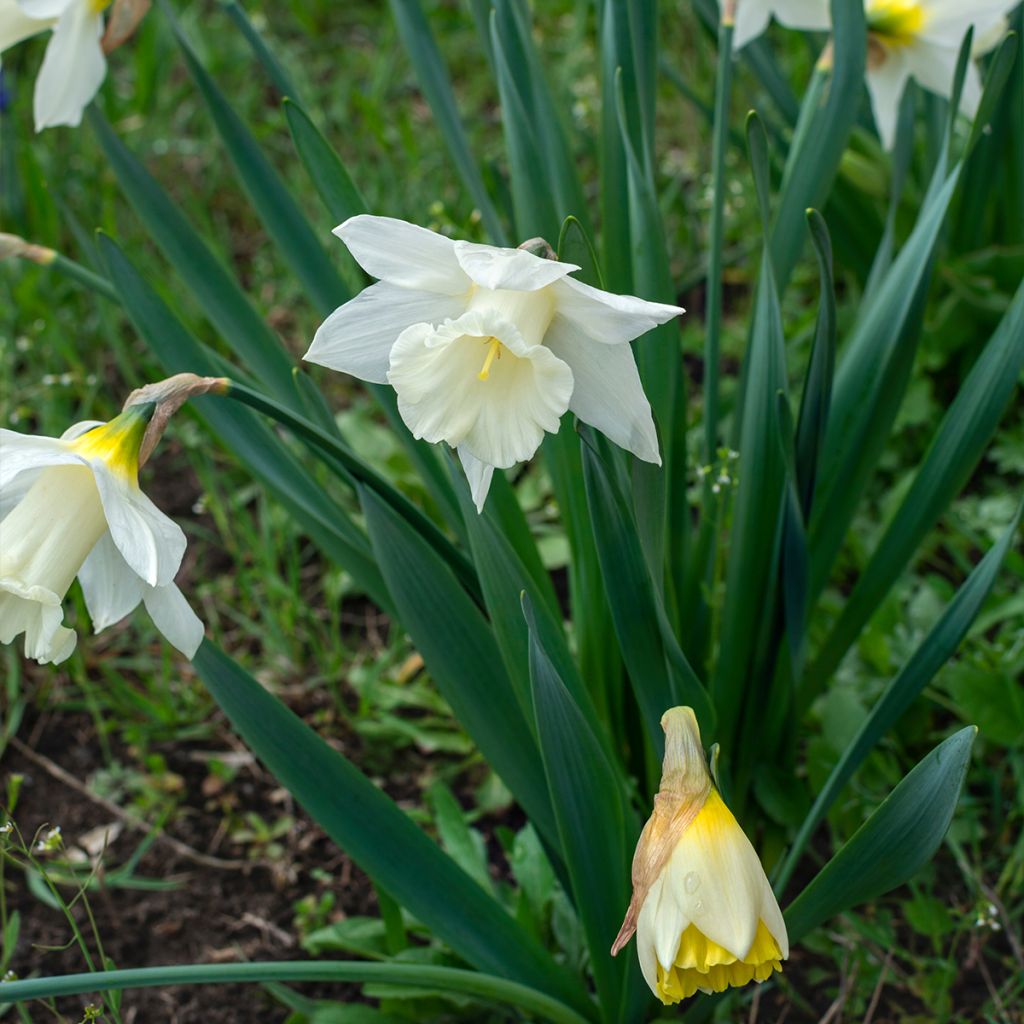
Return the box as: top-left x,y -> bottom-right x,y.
1,0 -> 1023,1021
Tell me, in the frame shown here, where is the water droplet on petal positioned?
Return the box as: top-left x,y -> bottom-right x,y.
684,871 -> 701,894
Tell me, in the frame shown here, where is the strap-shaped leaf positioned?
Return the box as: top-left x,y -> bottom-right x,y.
785,727 -> 977,943
779,500 -> 1022,892
388,0 -> 507,244
358,484 -> 558,847
186,642 -> 593,1018
810,281 -> 1024,688
526,600 -> 643,1023
96,233 -> 393,613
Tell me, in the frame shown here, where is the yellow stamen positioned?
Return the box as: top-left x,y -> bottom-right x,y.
866,0 -> 926,46
478,337 -> 502,381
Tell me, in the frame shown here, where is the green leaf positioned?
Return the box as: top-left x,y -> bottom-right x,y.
784,726 -> 977,943
581,432 -> 713,747
427,781 -> 497,897
778,500 -> 1022,892
162,3 -> 347,317
525,598 -> 642,1023
770,0 -> 866,287
809,168 -> 961,597
388,0 -> 507,244
283,98 -> 369,225
95,233 -> 394,613
185,643 -> 591,1017
810,281 -> 1024,686
220,0 -> 298,98
86,108 -> 303,414
358,484 -> 558,847
0,959 -> 591,1024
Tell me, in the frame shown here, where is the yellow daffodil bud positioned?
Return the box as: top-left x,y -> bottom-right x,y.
612,707 -> 788,1004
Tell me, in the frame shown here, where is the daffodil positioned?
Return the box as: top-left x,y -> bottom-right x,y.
612,707 -> 788,1004
723,0 -> 830,51
305,215 -> 684,511
861,0 -> 1013,149
1,0 -> 112,131
0,404 -> 203,664
725,0 -> 1013,150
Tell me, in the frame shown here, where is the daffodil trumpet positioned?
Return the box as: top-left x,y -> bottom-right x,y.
0,374 -> 221,664
612,707 -> 788,1004
305,215 -> 684,511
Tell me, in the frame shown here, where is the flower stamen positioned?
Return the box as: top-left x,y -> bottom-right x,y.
478,337 -> 502,381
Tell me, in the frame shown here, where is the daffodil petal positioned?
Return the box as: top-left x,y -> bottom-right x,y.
457,445 -> 495,513
78,530 -> 146,631
33,0 -> 105,131
1,0 -> 49,51
550,275 -> 684,346
143,582 -> 204,659
0,429 -> 76,491
545,320 -> 660,464
305,281 -> 468,383
89,460 -> 186,588
866,45 -> 912,149
729,0 -> 772,50
771,0 -> 830,34
15,0 -> 71,18
334,214 -> 470,294
453,240 -> 579,292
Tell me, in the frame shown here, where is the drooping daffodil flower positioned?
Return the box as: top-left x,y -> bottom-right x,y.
612,707 -> 788,1004
0,0 -> 146,131
305,216 -> 683,511
1,402 -> 203,664
724,0 -> 1013,150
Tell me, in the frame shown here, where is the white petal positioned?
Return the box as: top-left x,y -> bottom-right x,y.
0,429 -> 75,490
549,276 -> 684,346
866,46 -> 912,150
335,215 -> 470,294
730,0 -> 772,50
15,0 -> 71,17
33,0 -> 106,131
635,873 -> 667,992
387,312 -> 574,469
453,240 -> 579,292
143,583 -> 204,659
758,874 -> 789,959
920,0 -> 1015,46
457,446 -> 495,513
78,530 -> 145,630
89,461 -> 186,587
544,320 -> 660,464
664,793 -> 766,959
904,40 -> 982,116
1,0 -> 49,51
305,281 -> 468,383
772,0 -> 831,33
0,581 -> 76,665
60,419 -> 105,441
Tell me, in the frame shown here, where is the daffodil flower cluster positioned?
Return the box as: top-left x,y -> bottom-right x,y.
721,0 -> 1016,148
0,403 -> 203,664
614,707 -> 788,1003
305,215 -> 683,510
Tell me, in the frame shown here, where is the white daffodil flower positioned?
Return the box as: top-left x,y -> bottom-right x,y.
722,0 -> 830,51
306,215 -> 684,511
0,0 -> 107,132
725,0 -> 1013,150
613,707 -> 788,1004
0,405 -> 203,664
861,0 -> 1014,149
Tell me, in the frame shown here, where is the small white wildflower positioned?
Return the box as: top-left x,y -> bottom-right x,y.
712,483 -> 721,495
0,821 -> 12,835
2,969 -> 17,983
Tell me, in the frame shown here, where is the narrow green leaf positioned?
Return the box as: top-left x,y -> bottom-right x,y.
780,501 -> 1022,893
810,282 -> 1024,687
283,98 -> 370,225
220,0 -> 298,98
526,599 -> 640,1022
388,0 -> 507,244
794,209 -> 836,520
785,727 -> 977,943
163,4 -> 348,316
581,431 -> 714,746
358,484 -> 558,847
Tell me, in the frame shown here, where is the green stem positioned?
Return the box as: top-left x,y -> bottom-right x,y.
220,380 -> 481,604
0,962 -> 592,1024
704,17 -> 734,465
45,253 -> 119,303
